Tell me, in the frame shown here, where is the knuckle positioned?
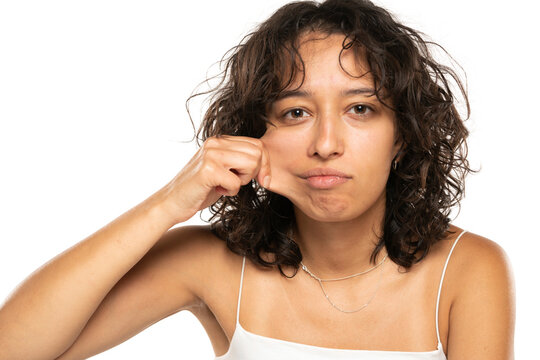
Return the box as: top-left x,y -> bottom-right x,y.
251,137 -> 263,146
254,144 -> 263,157
204,136 -> 219,148
249,155 -> 261,171
201,146 -> 217,159
252,139 -> 264,152
246,145 -> 263,162
201,158 -> 217,174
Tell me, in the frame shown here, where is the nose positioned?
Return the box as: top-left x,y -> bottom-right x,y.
308,111 -> 344,159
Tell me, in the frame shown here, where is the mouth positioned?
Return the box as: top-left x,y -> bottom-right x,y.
304,175 -> 350,189
299,167 -> 352,178
298,168 -> 352,190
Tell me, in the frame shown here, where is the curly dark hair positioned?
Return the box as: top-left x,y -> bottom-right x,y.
188,0 -> 477,277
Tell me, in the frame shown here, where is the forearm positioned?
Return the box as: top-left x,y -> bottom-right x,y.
0,189 -> 178,360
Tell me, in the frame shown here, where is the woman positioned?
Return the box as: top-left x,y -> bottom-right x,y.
0,0 -> 515,359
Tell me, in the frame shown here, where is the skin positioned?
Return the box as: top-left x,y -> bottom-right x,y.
0,32 -> 515,360
262,32 -> 402,276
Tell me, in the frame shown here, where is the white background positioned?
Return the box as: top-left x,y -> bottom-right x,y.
0,0 -> 537,358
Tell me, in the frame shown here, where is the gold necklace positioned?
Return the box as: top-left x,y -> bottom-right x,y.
300,253 -> 388,313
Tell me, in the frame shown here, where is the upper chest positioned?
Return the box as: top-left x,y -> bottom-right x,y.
195,235 -> 459,354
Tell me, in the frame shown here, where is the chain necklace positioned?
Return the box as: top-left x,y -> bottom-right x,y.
300,253 -> 388,313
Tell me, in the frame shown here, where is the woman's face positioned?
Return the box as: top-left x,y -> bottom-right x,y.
261,32 -> 402,222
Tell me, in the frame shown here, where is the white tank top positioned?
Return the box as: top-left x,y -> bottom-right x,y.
215,229 -> 468,359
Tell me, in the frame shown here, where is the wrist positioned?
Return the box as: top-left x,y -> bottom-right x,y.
144,186 -> 191,227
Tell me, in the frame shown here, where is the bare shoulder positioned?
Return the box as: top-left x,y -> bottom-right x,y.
444,227 -> 516,359
152,224 -> 229,262
441,227 -> 515,309
149,224 -> 239,303
447,229 -> 514,290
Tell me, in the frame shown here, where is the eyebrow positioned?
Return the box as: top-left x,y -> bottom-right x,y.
275,87 -> 376,101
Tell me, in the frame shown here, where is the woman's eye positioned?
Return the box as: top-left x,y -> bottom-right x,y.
283,108 -> 308,119
348,104 -> 372,115
281,105 -> 372,121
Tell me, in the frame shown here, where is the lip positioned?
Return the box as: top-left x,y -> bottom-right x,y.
299,167 -> 352,179
299,168 -> 352,189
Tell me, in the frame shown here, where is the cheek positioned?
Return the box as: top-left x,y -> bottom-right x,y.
344,132 -> 393,206
350,127 -> 395,166
262,128 -> 305,166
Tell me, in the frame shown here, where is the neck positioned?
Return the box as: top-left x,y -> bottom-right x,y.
292,193 -> 387,279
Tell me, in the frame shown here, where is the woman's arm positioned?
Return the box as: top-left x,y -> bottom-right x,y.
53,224 -> 217,360
0,189 -> 180,360
447,234 -> 516,359
0,135 -> 272,360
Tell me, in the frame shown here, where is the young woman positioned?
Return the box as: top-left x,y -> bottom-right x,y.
0,0 -> 515,359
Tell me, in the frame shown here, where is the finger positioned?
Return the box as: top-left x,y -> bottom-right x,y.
206,136 -> 263,160
206,135 -> 269,188
217,135 -> 263,147
211,135 -> 272,186
205,148 -> 261,188
217,136 -> 271,188
211,166 -> 243,196
215,135 -> 268,157
257,144 -> 272,189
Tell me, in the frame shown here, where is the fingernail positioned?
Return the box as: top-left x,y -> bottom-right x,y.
263,176 -> 271,188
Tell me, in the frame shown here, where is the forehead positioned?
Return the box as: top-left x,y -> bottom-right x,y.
280,31 -> 374,91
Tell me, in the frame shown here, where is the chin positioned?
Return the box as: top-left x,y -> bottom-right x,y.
294,200 -> 366,223
292,190 -> 385,223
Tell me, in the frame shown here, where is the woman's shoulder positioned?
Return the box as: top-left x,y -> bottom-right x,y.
441,225 -> 513,281
153,224 -> 243,298
437,229 -> 515,355
425,225 -> 514,312
441,226 -> 514,317
156,223 -> 241,267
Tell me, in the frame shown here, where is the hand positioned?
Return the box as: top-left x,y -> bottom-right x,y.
156,135 -> 274,224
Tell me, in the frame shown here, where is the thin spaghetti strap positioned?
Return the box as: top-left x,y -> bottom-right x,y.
435,229 -> 467,345
236,256 -> 246,324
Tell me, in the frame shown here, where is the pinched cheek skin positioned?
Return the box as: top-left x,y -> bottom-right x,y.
262,126 -> 297,149
267,133 -> 305,165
